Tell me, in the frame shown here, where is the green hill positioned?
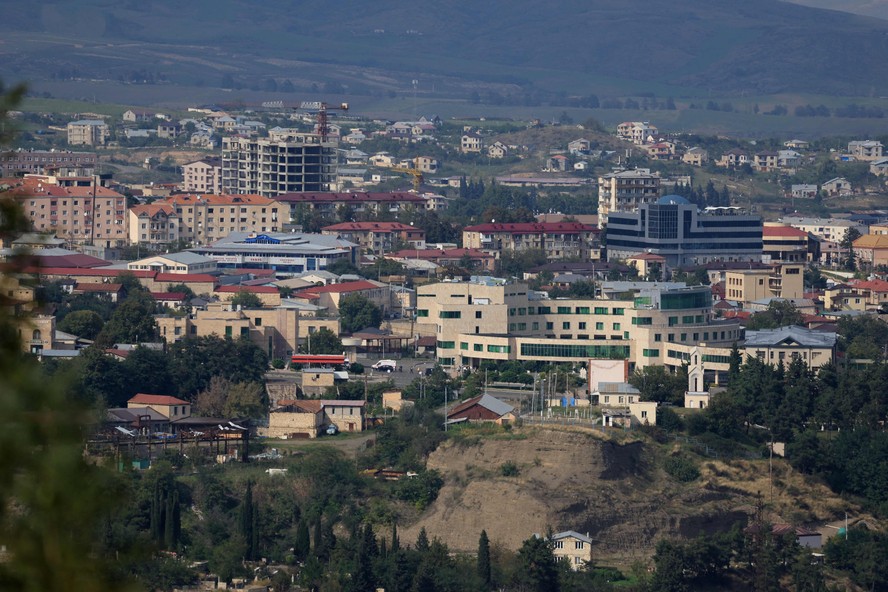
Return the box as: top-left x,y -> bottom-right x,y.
3,0 -> 888,99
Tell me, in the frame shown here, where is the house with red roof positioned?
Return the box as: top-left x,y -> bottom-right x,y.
128,203 -> 180,247
385,247 -> 496,272
321,221 -> 425,255
215,284 -> 282,307
825,278 -> 888,312
292,279 -> 392,315
72,282 -> 125,302
762,223 -> 814,263
462,222 -> 601,262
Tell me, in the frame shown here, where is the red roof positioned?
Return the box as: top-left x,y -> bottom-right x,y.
463,222 -> 598,234
30,267 -> 155,278
35,252 -> 112,269
274,192 -> 426,204
155,273 -> 217,283
627,252 -> 666,261
294,280 -> 379,299
151,292 -> 187,301
129,393 -> 189,406
216,285 -> 280,294
850,279 -> 888,292
74,282 -> 123,292
164,193 -> 277,206
388,247 -> 494,259
763,225 -> 808,238
322,221 -> 420,232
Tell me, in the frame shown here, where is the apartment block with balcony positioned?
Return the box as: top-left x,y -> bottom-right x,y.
128,203 -> 181,246
321,221 -> 425,255
462,222 -> 601,262
762,223 -> 815,263
274,192 -> 428,222
597,168 -> 661,227
162,193 -> 283,245
847,140 -> 883,161
616,121 -> 658,145
724,263 -> 804,308
1,149 -> 97,177
182,158 -> 223,194
222,133 -> 338,197
66,120 -> 110,146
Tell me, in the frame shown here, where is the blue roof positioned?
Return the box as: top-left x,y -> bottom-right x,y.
657,194 -> 692,205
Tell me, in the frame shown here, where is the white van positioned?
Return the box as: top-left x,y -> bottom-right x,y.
371,359 -> 397,372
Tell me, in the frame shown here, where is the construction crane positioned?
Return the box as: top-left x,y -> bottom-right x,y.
391,164 -> 424,192
297,101 -> 349,142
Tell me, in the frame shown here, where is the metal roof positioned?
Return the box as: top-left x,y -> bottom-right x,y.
744,326 -> 837,348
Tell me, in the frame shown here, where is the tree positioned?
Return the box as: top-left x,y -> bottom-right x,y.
746,300 -> 804,330
240,481 -> 256,560
95,291 -> 158,347
224,381 -> 267,419
195,375 -> 231,417
325,259 -> 361,276
166,283 -> 196,301
477,530 -> 491,591
339,293 -> 383,334
294,520 -> 311,561
629,365 -> 687,405
517,535 -> 560,592
230,290 -> 263,309
301,327 -> 343,355
57,309 -> 104,340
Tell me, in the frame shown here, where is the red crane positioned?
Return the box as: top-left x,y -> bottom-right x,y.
298,101 -> 349,141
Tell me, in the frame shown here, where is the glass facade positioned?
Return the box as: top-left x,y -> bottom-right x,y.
520,343 -> 630,359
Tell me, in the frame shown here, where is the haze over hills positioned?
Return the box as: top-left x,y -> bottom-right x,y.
4,0 -> 888,101
787,0 -> 888,20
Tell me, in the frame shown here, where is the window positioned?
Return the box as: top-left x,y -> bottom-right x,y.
643,349 -> 660,357
474,344 -> 483,351
654,333 -> 661,342
546,322 -> 554,330
576,306 -> 590,314
562,322 -> 570,330
487,345 -> 510,353
595,322 -> 604,330
475,311 -> 482,319
255,318 -> 262,326
554,541 -> 564,549
575,541 -> 584,550
439,311 -> 461,319
225,326 -> 232,337
437,340 -> 455,349
460,342 -> 468,350
557,306 -> 571,314
613,323 -> 621,330
416,309 -> 429,317
578,322 -> 587,330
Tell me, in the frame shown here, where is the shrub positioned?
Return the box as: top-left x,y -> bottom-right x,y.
350,362 -> 364,375
271,358 -> 286,369
392,469 -> 443,510
500,461 -> 520,477
664,455 -> 700,482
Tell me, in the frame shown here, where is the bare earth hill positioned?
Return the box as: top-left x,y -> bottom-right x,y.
401,427 -> 873,564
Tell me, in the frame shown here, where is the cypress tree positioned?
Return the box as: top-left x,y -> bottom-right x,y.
240,481 -> 254,559
164,488 -> 175,549
477,530 -> 491,590
415,527 -> 429,555
391,523 -> 399,552
312,515 -> 324,559
295,520 -> 311,560
251,500 -> 260,561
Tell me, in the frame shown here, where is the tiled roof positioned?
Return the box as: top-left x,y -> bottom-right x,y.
274,192 -> 426,204
155,273 -> 216,282
129,393 -> 190,406
850,279 -> 888,292
322,222 -> 420,231
131,203 -> 178,217
463,222 -> 598,234
294,280 -> 380,298
164,193 -> 277,206
216,285 -> 280,294
763,225 -> 808,238
74,282 -> 122,292
854,234 -> 888,249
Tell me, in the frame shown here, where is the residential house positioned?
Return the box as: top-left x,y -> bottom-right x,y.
682,147 -> 708,166
790,184 -> 818,199
265,399 -> 366,438
157,122 -> 181,139
777,150 -> 803,169
716,149 -> 749,168
127,252 -> 218,275
568,138 -> 591,155
824,279 -> 888,312
446,394 -> 516,425
413,156 -> 439,173
847,140 -> 884,161
369,152 -> 396,168
626,252 -> 667,280
487,141 -> 510,159
781,216 -> 868,244
822,177 -> 852,197
342,149 -> 369,166
122,109 -> 155,123
753,151 -> 779,172
71,281 -> 125,303
592,382 -> 640,406
616,122 -> 657,145
551,531 -> 593,570
292,280 -> 396,316
852,233 -> 888,268
385,247 -> 496,273
460,133 -> 483,154
784,139 -> 810,150
67,120 -> 110,146
869,157 -> 888,177
546,154 -> 569,172
645,141 -> 676,160
127,393 -> 191,421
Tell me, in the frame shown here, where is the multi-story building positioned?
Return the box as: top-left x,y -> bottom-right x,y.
853,233 -> 888,268
66,120 -> 110,146
0,149 -> 97,177
182,158 -> 222,194
616,121 -> 658,145
606,196 -> 763,267
762,224 -> 815,263
222,133 -> 338,196
462,222 -> 601,262
847,140 -> 884,161
460,133 -> 483,153
416,279 -> 742,381
161,193 -> 283,245
128,203 -> 180,246
781,216 -> 868,244
189,231 -> 357,276
753,151 -> 779,172
273,191 -> 427,221
597,168 -> 661,227
321,221 -> 425,255
824,279 -> 888,312
681,147 -> 708,166
7,175 -> 128,247
724,263 -> 804,308
743,326 -> 836,369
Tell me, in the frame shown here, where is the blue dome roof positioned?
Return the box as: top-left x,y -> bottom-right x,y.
657,194 -> 692,205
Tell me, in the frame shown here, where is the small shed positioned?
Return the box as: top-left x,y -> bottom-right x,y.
446,394 -> 516,425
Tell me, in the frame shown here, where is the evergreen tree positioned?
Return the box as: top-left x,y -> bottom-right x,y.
240,481 -> 254,560
477,530 -> 491,590
517,535 -> 560,592
391,523 -> 400,552
411,560 -> 437,592
312,515 -> 324,559
415,527 -> 430,555
295,520 -> 311,560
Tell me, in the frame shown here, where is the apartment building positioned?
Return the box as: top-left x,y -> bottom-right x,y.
128,203 -> 180,246
460,133 -> 483,153
824,279 -> 888,312
724,263 -> 804,307
161,193 -> 283,245
416,279 -> 742,379
0,149 -> 97,177
221,133 -> 338,196
606,196 -> 763,267
753,151 -> 779,172
181,158 -> 223,194
67,120 -> 110,146
274,191 -> 427,221
597,168 -> 661,227
321,221 -> 425,255
782,216 -> 868,243
462,222 -> 601,262
8,175 -> 128,247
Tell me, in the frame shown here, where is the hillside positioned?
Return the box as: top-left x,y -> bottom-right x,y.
401,426 -> 873,564
787,0 -> 888,20
3,0 -> 888,101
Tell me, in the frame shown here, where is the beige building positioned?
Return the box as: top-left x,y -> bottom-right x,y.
724,263 -> 804,308
682,147 -> 708,166
462,222 -> 601,262
321,221 -> 425,255
616,121 -> 658,145
847,140 -> 883,161
8,175 -> 128,247
744,326 -> 836,369
416,279 -> 742,379
551,531 -> 593,570
67,120 -> 110,146
162,193 -> 283,245
182,158 -> 223,194
824,279 -> 888,312
128,203 -> 181,246
597,168 -> 661,227
762,224 -> 813,263
853,234 -> 888,268
127,393 -> 191,421
781,216 -> 867,244
265,399 -> 365,438
460,133 -> 483,153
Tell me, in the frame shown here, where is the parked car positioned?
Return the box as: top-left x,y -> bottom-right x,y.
372,359 -> 397,372
325,424 -> 339,436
